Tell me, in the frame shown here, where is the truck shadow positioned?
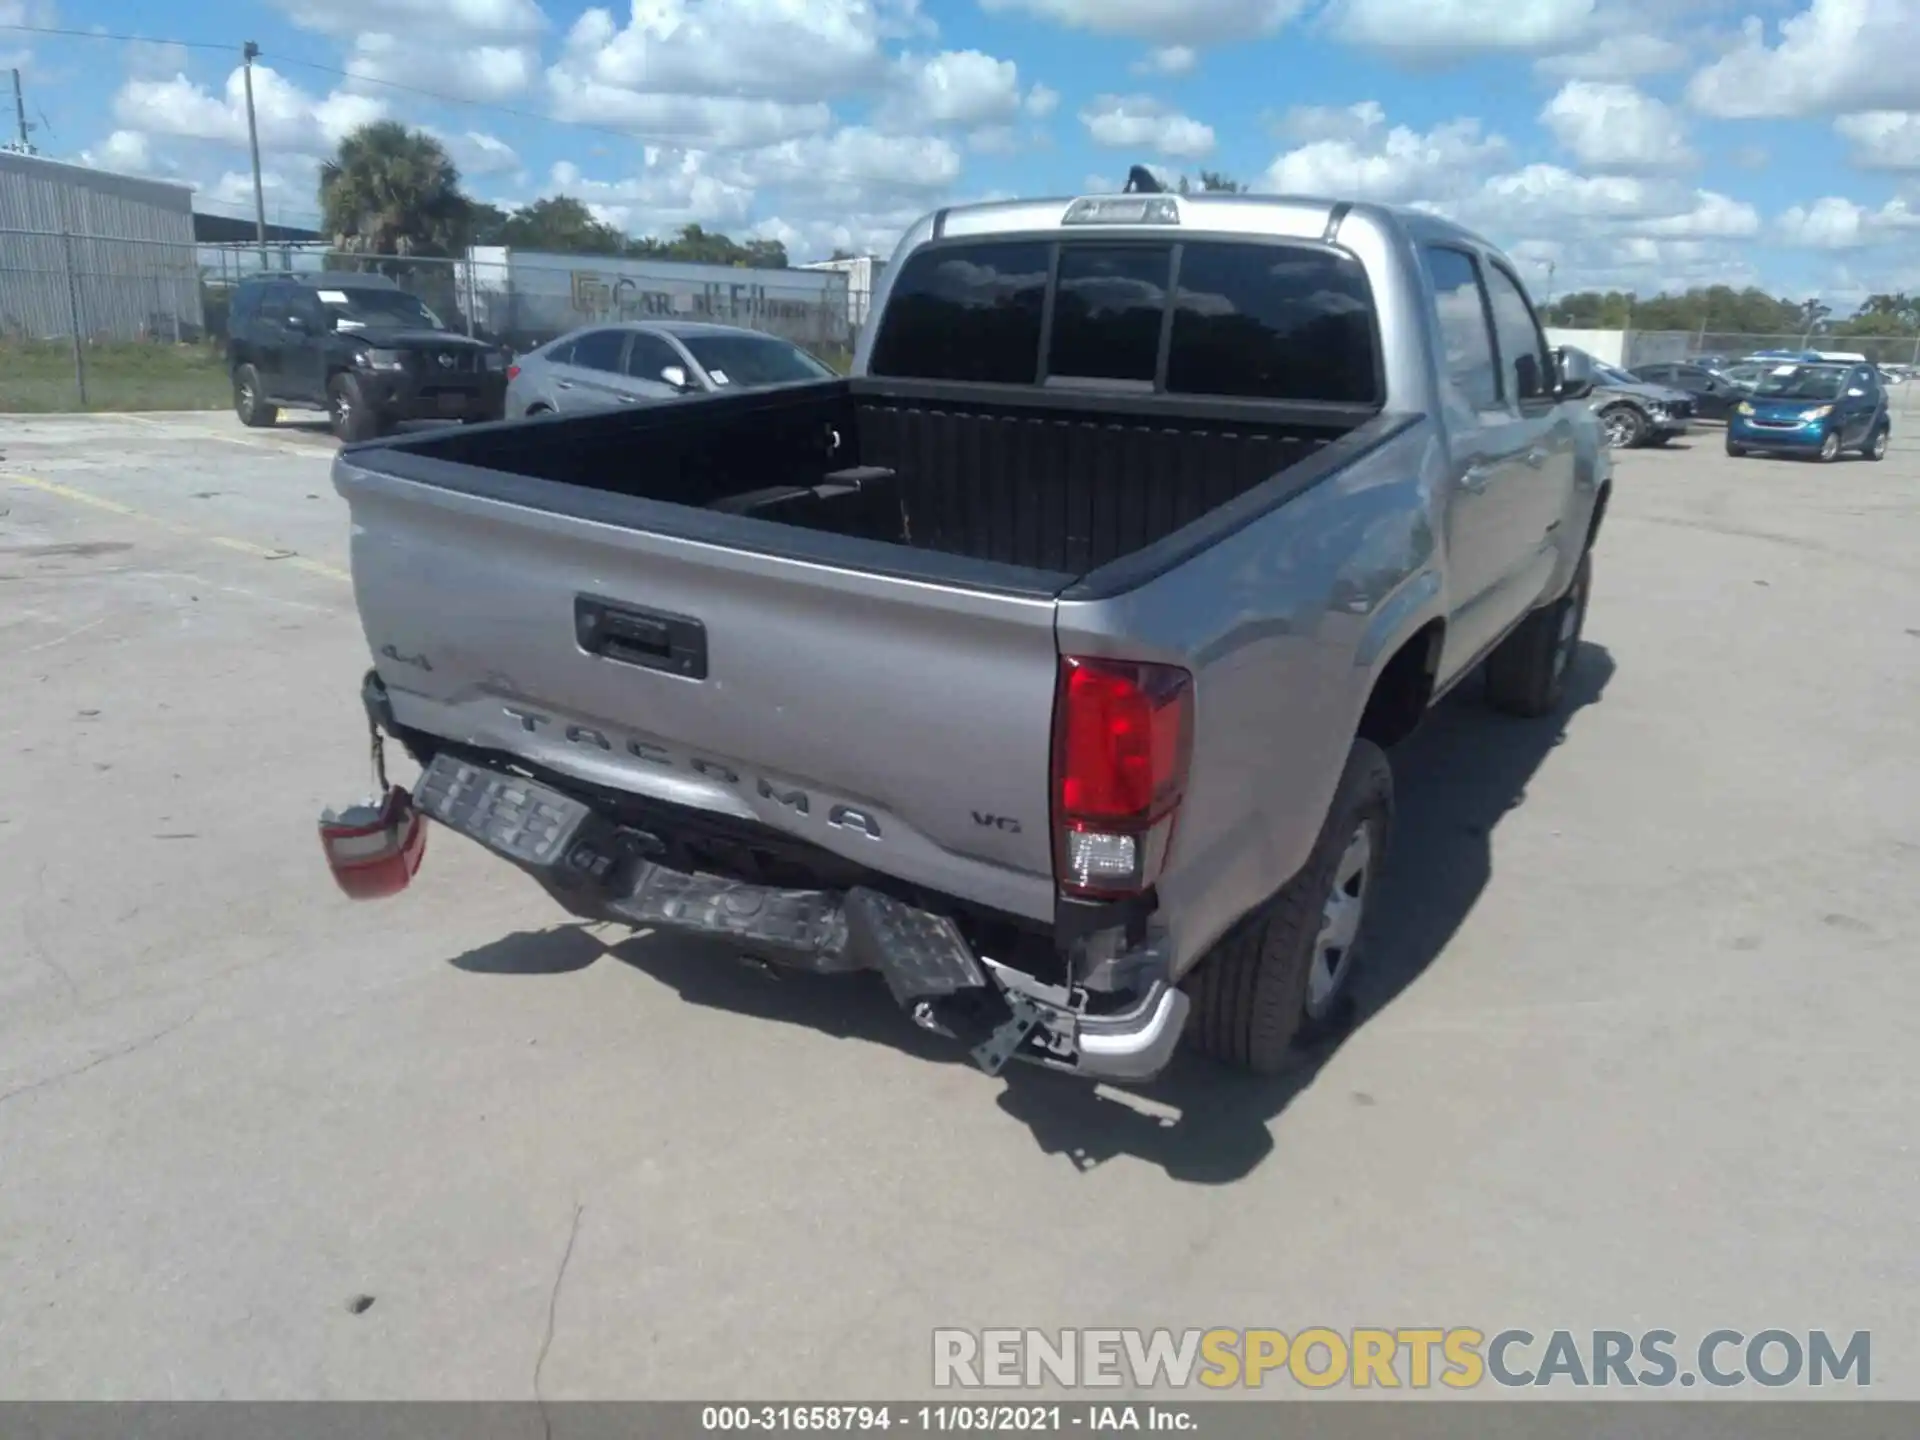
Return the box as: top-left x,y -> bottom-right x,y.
450,643 -> 1613,1184
995,643 -> 1615,1182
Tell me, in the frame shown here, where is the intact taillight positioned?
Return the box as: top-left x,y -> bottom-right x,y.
1052,656 -> 1193,897
506,364 -> 521,380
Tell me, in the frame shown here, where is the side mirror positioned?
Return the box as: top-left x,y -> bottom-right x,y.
1555,346 -> 1595,401
285,312 -> 310,333
660,364 -> 691,391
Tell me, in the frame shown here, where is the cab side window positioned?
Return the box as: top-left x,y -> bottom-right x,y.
257,284 -> 290,326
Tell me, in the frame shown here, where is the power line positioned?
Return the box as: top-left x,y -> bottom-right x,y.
0,23 -> 235,52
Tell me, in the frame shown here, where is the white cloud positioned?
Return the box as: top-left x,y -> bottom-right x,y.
545,69 -> 833,147
554,0 -> 893,105
545,155 -> 756,232
1834,111 -> 1920,170
1325,0 -> 1598,60
344,34 -> 539,102
78,130 -> 155,175
724,127 -> 963,193
1534,32 -> 1686,80
1776,194 -> 1920,248
1540,80 -> 1695,171
977,0 -> 1307,46
750,205 -> 926,261
275,0 -> 545,37
1025,84 -> 1060,118
1686,0 -> 1920,118
112,65 -> 386,151
1134,45 -> 1199,75
1263,105 -> 1507,200
441,129 -> 522,177
1635,189 -> 1761,238
1079,94 -> 1215,158
880,50 -> 1025,129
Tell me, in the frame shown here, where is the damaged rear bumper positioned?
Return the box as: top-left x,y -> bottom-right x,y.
408,747 -> 1188,1084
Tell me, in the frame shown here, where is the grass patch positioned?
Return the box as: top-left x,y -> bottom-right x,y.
0,340 -> 231,414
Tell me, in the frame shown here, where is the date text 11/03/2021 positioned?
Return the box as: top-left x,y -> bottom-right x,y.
701,1406 -> 1190,1432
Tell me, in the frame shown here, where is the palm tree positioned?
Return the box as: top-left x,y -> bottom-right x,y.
319,122 -> 473,270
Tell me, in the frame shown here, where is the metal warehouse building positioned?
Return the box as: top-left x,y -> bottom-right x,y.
0,151 -> 205,341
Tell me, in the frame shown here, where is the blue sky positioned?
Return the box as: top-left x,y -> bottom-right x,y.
5,0 -> 1919,307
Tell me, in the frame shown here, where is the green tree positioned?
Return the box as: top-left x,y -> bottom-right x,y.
627,224 -> 790,269
1176,170 -> 1244,195
484,196 -> 628,255
318,122 -> 473,265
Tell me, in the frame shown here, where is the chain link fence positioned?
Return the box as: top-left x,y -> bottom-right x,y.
2,229 -> 859,412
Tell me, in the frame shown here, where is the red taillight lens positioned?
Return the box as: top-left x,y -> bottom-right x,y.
506,364 -> 521,381
1052,656 -> 1193,896
319,787 -> 426,900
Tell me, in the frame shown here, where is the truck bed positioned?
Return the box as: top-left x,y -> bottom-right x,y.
378,376 -> 1369,578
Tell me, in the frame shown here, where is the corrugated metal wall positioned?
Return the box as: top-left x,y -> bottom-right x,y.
0,152 -> 206,341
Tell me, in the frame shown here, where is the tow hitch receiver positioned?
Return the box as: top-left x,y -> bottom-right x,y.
319,787 -> 426,899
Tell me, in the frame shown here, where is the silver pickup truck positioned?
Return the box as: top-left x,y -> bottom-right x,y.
322,184 -> 1609,1085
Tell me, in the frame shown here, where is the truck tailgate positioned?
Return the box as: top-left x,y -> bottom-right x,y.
337,459 -> 1066,923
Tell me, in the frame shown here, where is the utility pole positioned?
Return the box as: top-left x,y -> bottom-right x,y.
242,41 -> 268,269
1542,260 -> 1556,310
10,68 -> 36,153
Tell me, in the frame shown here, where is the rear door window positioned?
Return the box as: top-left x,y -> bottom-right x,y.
569,329 -> 628,374
257,284 -> 290,326
1421,246 -> 1501,414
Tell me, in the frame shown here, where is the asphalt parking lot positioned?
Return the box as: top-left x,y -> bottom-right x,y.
2,412 -> 1917,1401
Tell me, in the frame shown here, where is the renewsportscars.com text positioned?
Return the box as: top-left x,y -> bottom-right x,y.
932,1328 -> 1871,1391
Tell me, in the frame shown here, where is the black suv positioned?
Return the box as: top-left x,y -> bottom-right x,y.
226,272 -> 506,441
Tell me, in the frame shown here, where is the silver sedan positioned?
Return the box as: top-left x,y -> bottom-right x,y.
502,321 -> 837,417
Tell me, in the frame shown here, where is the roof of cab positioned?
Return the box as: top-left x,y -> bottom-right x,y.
922,188 -> 1500,255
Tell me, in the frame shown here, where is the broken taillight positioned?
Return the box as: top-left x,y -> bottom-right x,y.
319,787 -> 426,900
1051,655 -> 1193,897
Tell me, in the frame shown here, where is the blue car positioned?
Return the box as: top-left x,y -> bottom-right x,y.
1726,362 -> 1891,462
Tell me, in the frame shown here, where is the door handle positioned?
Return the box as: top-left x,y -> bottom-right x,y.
616,393 -> 638,404
1460,463 -> 1494,493
556,380 -> 574,390
1524,447 -> 1548,468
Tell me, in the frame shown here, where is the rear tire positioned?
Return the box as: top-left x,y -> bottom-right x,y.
328,372 -> 381,443
1184,739 -> 1393,1075
1485,550 -> 1592,718
233,364 -> 276,428
1864,426 -> 1889,461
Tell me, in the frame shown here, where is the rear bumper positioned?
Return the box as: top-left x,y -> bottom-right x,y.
390,724 -> 1187,1085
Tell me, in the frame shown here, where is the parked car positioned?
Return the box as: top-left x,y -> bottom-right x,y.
1583,355 -> 1693,447
1628,360 -> 1748,420
322,183 -> 1609,1084
1718,362 -> 1768,391
228,272 -> 507,441
1726,362 -> 1891,462
503,321 -> 837,417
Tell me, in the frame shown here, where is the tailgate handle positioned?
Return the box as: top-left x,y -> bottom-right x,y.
575,597 -> 708,680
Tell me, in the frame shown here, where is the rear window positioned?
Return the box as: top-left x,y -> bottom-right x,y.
869,237 -> 1380,405
679,333 -> 835,387
867,242 -> 1050,384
